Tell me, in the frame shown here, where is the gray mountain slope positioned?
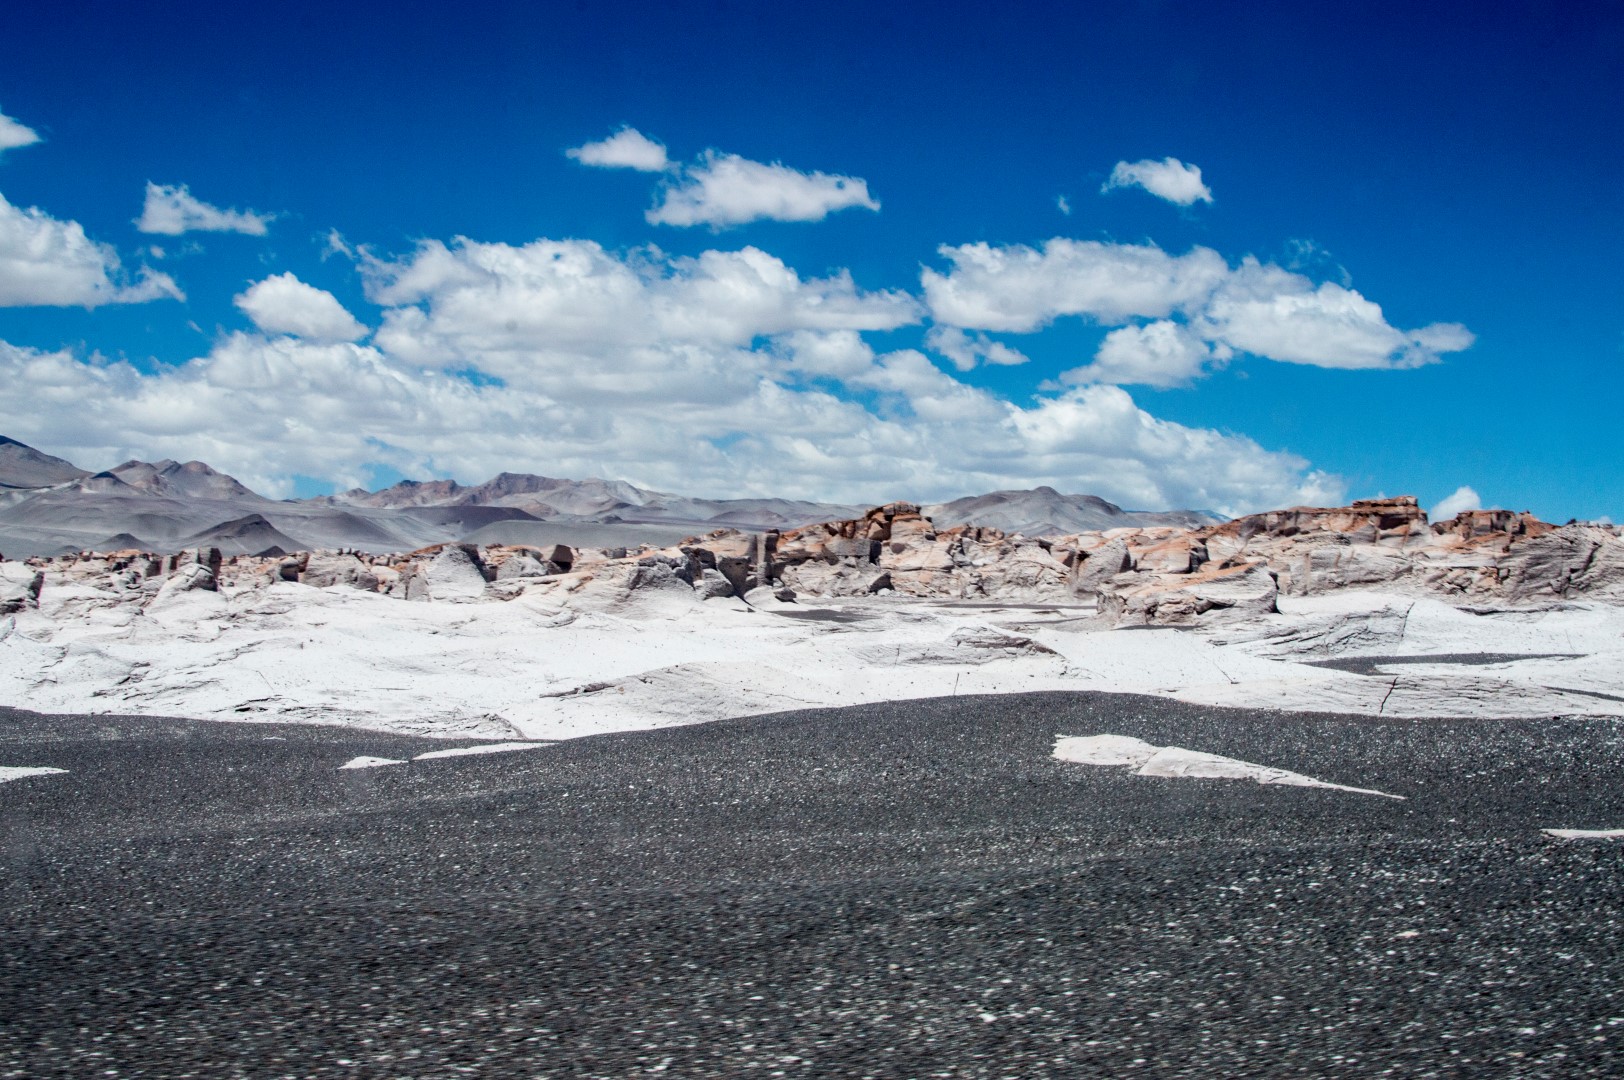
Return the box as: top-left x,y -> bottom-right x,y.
0,437 -> 91,489
459,519 -> 702,550
924,486 -> 1223,536
174,514 -> 313,557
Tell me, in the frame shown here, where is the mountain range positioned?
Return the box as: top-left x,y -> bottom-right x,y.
0,436 -> 1222,556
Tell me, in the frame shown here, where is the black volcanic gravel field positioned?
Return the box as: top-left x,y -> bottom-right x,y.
4,694 -> 1624,1078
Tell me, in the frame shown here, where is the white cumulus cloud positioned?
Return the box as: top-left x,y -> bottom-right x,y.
647,151 -> 879,228
1431,485 -> 1482,521
362,238 -> 920,385
1062,320 -> 1225,388
136,182 -> 273,236
0,108 -> 42,156
924,240 -> 1474,376
234,272 -> 367,342
1102,157 -> 1214,206
0,232 -> 1343,516
924,240 -> 1229,332
566,126 -> 671,172
0,191 -> 182,308
1199,258 -> 1475,369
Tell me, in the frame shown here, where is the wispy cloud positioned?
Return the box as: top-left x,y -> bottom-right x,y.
0,108 -> 42,156
1102,157 -> 1213,206
136,182 -> 273,236
925,326 -> 1029,371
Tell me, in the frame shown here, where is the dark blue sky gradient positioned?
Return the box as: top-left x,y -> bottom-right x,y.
1,0 -> 1620,516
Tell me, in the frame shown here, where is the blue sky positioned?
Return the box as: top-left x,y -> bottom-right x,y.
0,1 -> 1619,519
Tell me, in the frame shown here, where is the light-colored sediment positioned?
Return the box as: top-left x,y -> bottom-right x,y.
1,497 -> 1621,740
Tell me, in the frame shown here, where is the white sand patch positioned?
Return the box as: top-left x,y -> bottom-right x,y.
338,756 -> 406,770
0,765 -> 67,784
1053,734 -> 1404,799
1543,828 -> 1624,840
413,742 -> 551,761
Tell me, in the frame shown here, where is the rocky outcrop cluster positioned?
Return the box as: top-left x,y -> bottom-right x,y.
5,496 -> 1621,627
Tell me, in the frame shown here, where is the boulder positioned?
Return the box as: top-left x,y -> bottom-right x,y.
693,568 -> 735,600
495,554 -> 550,580
1071,538 -> 1132,597
416,544 -> 490,602
168,547 -> 224,580
299,552 -> 380,591
628,554 -> 696,591
150,563 -> 219,605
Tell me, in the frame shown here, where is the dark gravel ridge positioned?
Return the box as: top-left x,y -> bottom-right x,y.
3,693 -> 1624,1078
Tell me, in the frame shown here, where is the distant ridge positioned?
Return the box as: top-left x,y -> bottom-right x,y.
0,436 -> 1225,556
925,486 -> 1223,536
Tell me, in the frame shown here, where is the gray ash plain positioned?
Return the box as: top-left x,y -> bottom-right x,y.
3,693 -> 1624,1078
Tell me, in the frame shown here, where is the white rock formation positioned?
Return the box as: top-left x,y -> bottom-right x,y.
1,494 -> 1622,743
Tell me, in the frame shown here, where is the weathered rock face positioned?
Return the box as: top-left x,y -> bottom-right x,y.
1496,525 -> 1624,603
1213,497 -> 1429,547
13,496 -> 1624,626
1097,562 -> 1279,625
0,562 -> 44,613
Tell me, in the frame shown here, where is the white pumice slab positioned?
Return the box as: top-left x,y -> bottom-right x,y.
413,742 -> 551,761
1054,734 -> 1404,799
0,765 -> 67,784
